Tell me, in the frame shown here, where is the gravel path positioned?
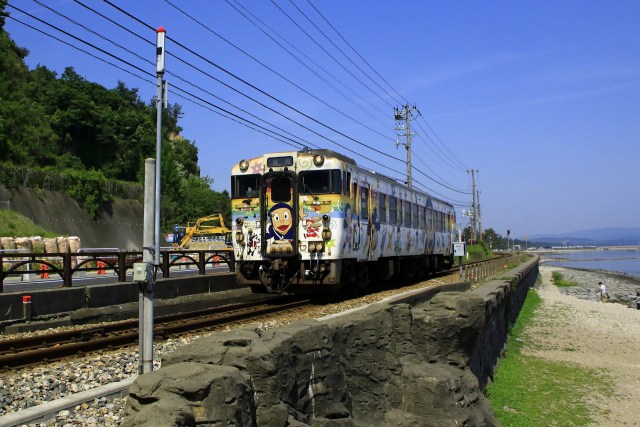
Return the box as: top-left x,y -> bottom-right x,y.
531,265 -> 640,426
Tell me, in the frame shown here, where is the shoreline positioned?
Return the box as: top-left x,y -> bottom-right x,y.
538,261 -> 640,307
532,265 -> 640,426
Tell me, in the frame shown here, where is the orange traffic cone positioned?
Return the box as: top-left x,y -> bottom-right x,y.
40,264 -> 49,279
97,261 -> 106,275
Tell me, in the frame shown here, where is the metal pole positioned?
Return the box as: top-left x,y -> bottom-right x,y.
140,159 -> 155,374
405,105 -> 412,189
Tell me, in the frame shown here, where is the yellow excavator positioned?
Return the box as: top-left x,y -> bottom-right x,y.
171,213 -> 232,250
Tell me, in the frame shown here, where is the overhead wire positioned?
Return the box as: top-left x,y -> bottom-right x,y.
21,0 -> 319,150
268,0 -> 390,119
162,0 -> 394,143
64,0 -> 400,171
284,0 -> 397,109
7,4 -> 316,153
12,0 -> 470,206
100,0 -> 411,170
303,0 -> 407,107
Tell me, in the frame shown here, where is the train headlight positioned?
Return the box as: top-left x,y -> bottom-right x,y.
313,154 -> 324,166
322,228 -> 331,240
322,214 -> 330,223
235,231 -> 245,243
235,217 -> 244,226
239,159 -> 249,172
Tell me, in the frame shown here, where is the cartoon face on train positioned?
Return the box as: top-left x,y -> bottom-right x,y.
265,202 -> 295,240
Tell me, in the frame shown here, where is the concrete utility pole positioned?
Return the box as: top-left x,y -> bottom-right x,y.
468,169 -> 478,242
394,105 -> 420,188
138,26 -> 166,375
477,189 -> 482,241
139,159 -> 155,374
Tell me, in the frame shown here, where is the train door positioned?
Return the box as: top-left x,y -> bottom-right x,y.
368,187 -> 379,261
261,172 -> 298,257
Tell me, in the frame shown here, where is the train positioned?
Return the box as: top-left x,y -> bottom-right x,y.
230,148 -> 456,293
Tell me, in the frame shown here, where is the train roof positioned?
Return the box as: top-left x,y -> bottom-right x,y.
304,148 -> 356,165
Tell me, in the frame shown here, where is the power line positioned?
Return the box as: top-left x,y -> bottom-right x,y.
12,1 -> 470,207
268,0 -> 389,119
303,0 -> 407,106
224,0 -> 392,134
162,0 -> 393,144
101,0 -> 409,169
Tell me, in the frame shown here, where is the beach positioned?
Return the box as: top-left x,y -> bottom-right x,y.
532,264 -> 640,426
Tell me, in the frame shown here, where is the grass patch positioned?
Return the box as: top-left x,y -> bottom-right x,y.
551,271 -> 579,287
487,289 -> 613,426
0,209 -> 57,238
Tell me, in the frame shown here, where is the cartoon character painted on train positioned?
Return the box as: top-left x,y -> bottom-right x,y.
342,203 -> 353,252
304,217 -> 322,239
425,199 -> 435,254
368,207 -> 381,255
265,202 -> 295,241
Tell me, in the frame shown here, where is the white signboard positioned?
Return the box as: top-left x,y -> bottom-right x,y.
453,242 -> 466,257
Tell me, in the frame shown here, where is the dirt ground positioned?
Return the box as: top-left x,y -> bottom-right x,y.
529,265 -> 640,426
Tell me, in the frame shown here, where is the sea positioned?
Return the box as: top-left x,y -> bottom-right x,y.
544,247 -> 640,279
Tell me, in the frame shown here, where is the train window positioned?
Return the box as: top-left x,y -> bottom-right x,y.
345,171 -> 351,196
403,201 -> 411,227
412,203 -> 419,228
389,196 -> 397,225
426,208 -> 433,230
419,207 -> 425,229
379,193 -> 387,224
270,177 -> 291,202
360,187 -> 369,218
298,170 -> 341,195
231,174 -> 260,198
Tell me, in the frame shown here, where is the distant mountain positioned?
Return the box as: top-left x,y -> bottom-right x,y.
528,227 -> 640,246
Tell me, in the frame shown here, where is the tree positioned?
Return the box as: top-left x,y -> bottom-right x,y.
0,21 -> 226,230
483,228 -> 502,249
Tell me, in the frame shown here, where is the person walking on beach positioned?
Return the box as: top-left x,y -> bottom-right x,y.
636,291 -> 640,310
599,282 -> 607,303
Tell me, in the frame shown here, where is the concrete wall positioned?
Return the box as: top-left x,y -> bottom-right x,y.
0,273 -> 237,325
0,184 -> 144,250
123,256 -> 539,426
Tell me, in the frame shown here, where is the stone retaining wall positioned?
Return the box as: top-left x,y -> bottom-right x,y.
123,256 -> 539,426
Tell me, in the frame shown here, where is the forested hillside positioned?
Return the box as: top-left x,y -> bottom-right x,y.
0,2 -> 229,229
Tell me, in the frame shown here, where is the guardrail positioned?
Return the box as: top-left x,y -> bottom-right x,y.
0,248 -> 234,292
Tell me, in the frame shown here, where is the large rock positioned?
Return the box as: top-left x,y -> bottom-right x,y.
124,362 -> 255,426
124,257 -> 539,426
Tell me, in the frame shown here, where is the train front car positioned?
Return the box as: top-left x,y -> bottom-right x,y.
231,150 -> 347,293
231,149 -> 456,294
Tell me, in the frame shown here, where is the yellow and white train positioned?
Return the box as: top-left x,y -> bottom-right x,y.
231,149 -> 456,293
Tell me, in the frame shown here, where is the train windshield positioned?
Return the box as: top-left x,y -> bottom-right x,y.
298,170 -> 341,195
231,174 -> 260,198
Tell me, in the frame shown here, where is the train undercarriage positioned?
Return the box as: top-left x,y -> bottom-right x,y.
236,253 -> 454,294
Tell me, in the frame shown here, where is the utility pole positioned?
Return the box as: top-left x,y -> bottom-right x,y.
137,26 -> 166,375
468,169 -> 478,242
394,104 -> 419,188
477,189 -> 482,241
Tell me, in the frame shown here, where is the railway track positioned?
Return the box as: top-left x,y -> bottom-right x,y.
0,253 -> 516,371
0,296 -> 310,371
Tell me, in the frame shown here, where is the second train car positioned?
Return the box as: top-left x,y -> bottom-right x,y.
230,149 -> 456,293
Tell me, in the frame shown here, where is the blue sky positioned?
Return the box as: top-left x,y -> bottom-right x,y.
5,1 -> 639,238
